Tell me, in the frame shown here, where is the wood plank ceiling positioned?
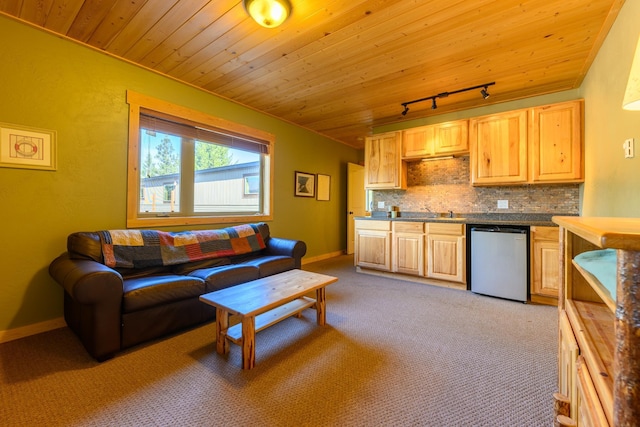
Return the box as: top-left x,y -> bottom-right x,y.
0,0 -> 626,148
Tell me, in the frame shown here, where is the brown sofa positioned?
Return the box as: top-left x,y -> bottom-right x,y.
49,223 -> 306,361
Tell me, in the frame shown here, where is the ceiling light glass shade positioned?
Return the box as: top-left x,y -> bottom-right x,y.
623,35 -> 640,110
243,0 -> 292,28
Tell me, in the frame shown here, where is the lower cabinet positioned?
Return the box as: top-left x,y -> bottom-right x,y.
426,223 -> 466,283
354,220 -> 391,271
530,225 -> 560,305
356,220 -> 466,287
391,222 -> 425,276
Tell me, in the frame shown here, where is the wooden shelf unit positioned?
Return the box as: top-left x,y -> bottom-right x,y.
553,216 -> 640,426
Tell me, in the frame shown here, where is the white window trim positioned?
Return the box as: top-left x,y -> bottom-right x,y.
126,90 -> 274,228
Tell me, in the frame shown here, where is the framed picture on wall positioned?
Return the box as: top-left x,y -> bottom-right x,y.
0,122 -> 57,171
316,174 -> 330,201
294,171 -> 315,197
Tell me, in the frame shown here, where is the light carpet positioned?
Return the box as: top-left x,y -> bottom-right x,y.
0,255 -> 557,426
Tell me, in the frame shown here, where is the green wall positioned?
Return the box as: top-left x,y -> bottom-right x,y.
579,0 -> 640,216
0,16 -> 359,332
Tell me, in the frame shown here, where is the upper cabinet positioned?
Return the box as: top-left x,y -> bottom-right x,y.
365,131 -> 407,189
366,100 -> 583,188
529,100 -> 584,183
434,120 -> 469,155
401,119 -> 469,160
470,100 -> 584,186
469,110 -> 529,185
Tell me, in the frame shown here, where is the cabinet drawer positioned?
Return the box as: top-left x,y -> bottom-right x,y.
393,222 -> 424,233
531,225 -> 559,241
576,356 -> 610,426
427,223 -> 464,236
355,220 -> 390,231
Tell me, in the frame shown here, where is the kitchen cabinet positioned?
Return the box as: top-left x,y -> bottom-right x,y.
529,100 -> 583,183
469,110 -> 528,185
392,221 -> 424,276
364,131 -> 406,189
470,100 -> 583,186
354,220 -> 391,271
434,119 -> 469,155
401,120 -> 469,160
530,226 -> 560,305
402,126 -> 435,158
552,216 -> 640,426
425,223 -> 465,283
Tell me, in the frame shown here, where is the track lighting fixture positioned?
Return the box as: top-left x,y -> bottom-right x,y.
243,0 -> 292,28
400,82 -> 495,116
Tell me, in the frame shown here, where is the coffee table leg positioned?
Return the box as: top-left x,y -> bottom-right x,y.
241,316 -> 256,369
216,308 -> 229,355
316,287 -> 326,325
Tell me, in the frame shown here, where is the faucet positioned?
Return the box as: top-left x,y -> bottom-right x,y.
448,210 -> 454,218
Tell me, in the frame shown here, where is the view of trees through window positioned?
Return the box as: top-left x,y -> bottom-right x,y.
139,129 -> 261,215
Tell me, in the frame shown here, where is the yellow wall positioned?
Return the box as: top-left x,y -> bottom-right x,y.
0,16 -> 359,333
579,0 -> 640,216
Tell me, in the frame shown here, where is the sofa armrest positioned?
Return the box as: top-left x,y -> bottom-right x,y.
49,253 -> 124,361
49,253 -> 124,304
265,237 -> 307,269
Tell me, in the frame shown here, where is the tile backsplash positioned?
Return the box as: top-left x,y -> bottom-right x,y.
371,156 -> 580,214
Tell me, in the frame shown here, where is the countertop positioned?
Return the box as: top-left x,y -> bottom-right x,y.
356,212 -> 578,227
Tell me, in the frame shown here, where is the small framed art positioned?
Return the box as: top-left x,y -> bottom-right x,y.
294,171 -> 315,197
0,122 -> 57,171
316,174 -> 330,201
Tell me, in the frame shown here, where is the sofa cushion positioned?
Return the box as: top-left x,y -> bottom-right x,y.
123,275 -> 206,313
189,264 -> 260,292
171,257 -> 231,275
241,255 -> 296,278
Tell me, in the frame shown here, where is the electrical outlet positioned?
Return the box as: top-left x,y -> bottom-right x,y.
623,138 -> 635,158
377,201 -> 385,209
497,200 -> 509,209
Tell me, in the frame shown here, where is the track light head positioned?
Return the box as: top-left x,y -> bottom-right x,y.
401,105 -> 409,116
481,87 -> 490,99
431,98 -> 437,110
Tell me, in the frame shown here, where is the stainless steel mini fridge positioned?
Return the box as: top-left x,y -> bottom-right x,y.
470,226 -> 528,303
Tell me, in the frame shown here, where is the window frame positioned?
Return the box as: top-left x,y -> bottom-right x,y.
126,90 -> 274,228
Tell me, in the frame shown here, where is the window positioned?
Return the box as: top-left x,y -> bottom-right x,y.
127,91 -> 273,227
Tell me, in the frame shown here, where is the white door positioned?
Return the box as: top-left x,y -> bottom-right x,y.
347,162 -> 365,254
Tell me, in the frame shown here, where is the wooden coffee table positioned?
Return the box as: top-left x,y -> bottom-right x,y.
199,269 -> 338,369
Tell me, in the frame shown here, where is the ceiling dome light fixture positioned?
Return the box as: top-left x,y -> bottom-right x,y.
243,0 -> 292,28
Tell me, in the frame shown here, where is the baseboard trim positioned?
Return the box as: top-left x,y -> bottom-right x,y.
302,250 -> 344,265
0,317 -> 66,344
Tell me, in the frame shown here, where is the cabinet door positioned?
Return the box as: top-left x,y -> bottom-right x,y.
434,120 -> 469,155
529,100 -> 583,183
531,226 -> 560,301
426,225 -> 465,283
402,126 -> 435,159
355,220 -> 391,271
470,110 -> 528,185
392,222 -> 424,276
364,132 -> 406,189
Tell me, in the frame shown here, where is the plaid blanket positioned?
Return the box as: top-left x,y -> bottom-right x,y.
99,224 -> 265,269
